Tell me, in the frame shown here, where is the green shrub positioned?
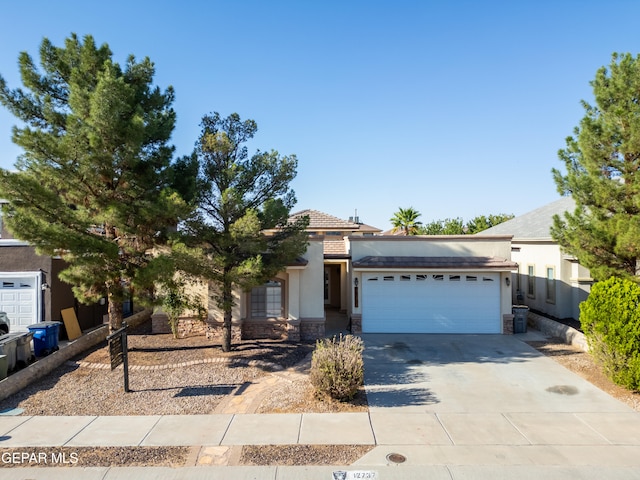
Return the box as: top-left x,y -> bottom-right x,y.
580,276 -> 640,391
310,334 -> 364,401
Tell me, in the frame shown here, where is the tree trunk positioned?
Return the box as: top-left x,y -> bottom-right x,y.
221,278 -> 233,352
108,291 -> 124,333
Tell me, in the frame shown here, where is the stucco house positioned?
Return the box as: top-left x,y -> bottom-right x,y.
181,210 -> 519,340
478,197 -> 592,321
0,201 -> 108,333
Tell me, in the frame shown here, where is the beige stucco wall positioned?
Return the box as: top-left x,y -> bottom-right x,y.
296,239 -> 324,320
347,235 -> 513,261
511,239 -> 592,320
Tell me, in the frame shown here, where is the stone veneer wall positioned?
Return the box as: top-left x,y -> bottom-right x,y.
502,314 -> 514,335
242,320 -> 287,340
300,319 -> 325,341
350,314 -> 362,335
153,311 -> 242,342
154,309 -> 312,342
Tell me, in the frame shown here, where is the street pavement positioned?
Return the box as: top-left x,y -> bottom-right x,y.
1,330 -> 640,479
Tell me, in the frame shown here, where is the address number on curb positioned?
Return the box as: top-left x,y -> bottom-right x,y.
331,471 -> 377,480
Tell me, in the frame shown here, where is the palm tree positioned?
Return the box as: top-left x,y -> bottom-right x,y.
390,207 -> 423,235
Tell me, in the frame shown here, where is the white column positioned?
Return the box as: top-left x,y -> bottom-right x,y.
288,269 -> 300,319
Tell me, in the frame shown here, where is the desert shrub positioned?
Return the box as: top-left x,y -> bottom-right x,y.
162,289 -> 207,339
580,276 -> 640,391
310,334 -> 364,401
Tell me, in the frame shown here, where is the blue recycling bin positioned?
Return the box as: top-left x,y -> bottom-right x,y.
27,321 -> 62,357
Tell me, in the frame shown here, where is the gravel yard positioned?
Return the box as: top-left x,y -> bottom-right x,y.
0,323 -> 314,416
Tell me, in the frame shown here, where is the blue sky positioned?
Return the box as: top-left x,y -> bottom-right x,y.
1,0 -> 639,230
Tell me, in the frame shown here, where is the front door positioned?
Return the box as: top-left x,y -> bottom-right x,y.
324,267 -> 331,305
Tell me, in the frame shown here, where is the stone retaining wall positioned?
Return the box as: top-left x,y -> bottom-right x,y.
0,309 -> 151,402
527,311 -> 589,352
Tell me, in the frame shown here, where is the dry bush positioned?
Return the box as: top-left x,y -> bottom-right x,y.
310,334 -> 364,401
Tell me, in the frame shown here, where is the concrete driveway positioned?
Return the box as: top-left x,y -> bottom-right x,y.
361,332 -> 633,414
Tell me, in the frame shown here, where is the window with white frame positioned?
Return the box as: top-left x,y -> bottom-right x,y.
545,267 -> 556,304
527,265 -> 535,298
250,279 -> 283,318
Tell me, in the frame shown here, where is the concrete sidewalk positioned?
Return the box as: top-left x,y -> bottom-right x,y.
2,410 -> 640,449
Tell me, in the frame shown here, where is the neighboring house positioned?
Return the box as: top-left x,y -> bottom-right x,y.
189,210 -> 518,340
477,197 -> 592,321
0,201 -> 107,333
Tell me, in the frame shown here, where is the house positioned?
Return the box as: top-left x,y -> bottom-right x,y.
180,210 -> 518,340
0,201 -> 107,333
477,197 -> 592,321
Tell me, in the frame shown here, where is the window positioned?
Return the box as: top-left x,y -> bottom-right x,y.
416,274 -> 427,281
325,231 -> 342,236
433,274 -> 444,281
400,275 -> 411,281
482,276 -> 494,282
251,280 -> 283,318
546,267 -> 556,304
449,275 -> 460,282
383,275 -> 395,281
466,275 -> 477,282
527,265 -> 535,298
367,276 -> 379,282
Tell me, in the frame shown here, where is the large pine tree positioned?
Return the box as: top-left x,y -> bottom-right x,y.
0,34 -> 184,330
182,112 -> 308,352
552,53 -> 640,281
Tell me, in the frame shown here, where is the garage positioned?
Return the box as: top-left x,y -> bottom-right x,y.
0,273 -> 40,332
351,253 -> 518,334
361,271 -> 501,333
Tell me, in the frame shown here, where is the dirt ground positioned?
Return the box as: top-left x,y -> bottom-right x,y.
1,324 -> 638,468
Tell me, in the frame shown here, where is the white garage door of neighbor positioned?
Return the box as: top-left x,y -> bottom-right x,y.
361,272 -> 501,334
0,276 -> 38,331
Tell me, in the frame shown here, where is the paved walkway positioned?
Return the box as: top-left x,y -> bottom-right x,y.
2,330 -> 640,479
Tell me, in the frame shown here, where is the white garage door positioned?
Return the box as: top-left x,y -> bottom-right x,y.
362,272 -> 501,333
0,276 -> 38,332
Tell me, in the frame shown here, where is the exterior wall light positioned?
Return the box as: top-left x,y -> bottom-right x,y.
354,277 -> 359,308
505,277 -> 511,287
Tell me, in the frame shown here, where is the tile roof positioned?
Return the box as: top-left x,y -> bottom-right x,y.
352,256 -> 518,270
323,239 -> 348,257
477,197 -> 575,239
289,209 -> 381,232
